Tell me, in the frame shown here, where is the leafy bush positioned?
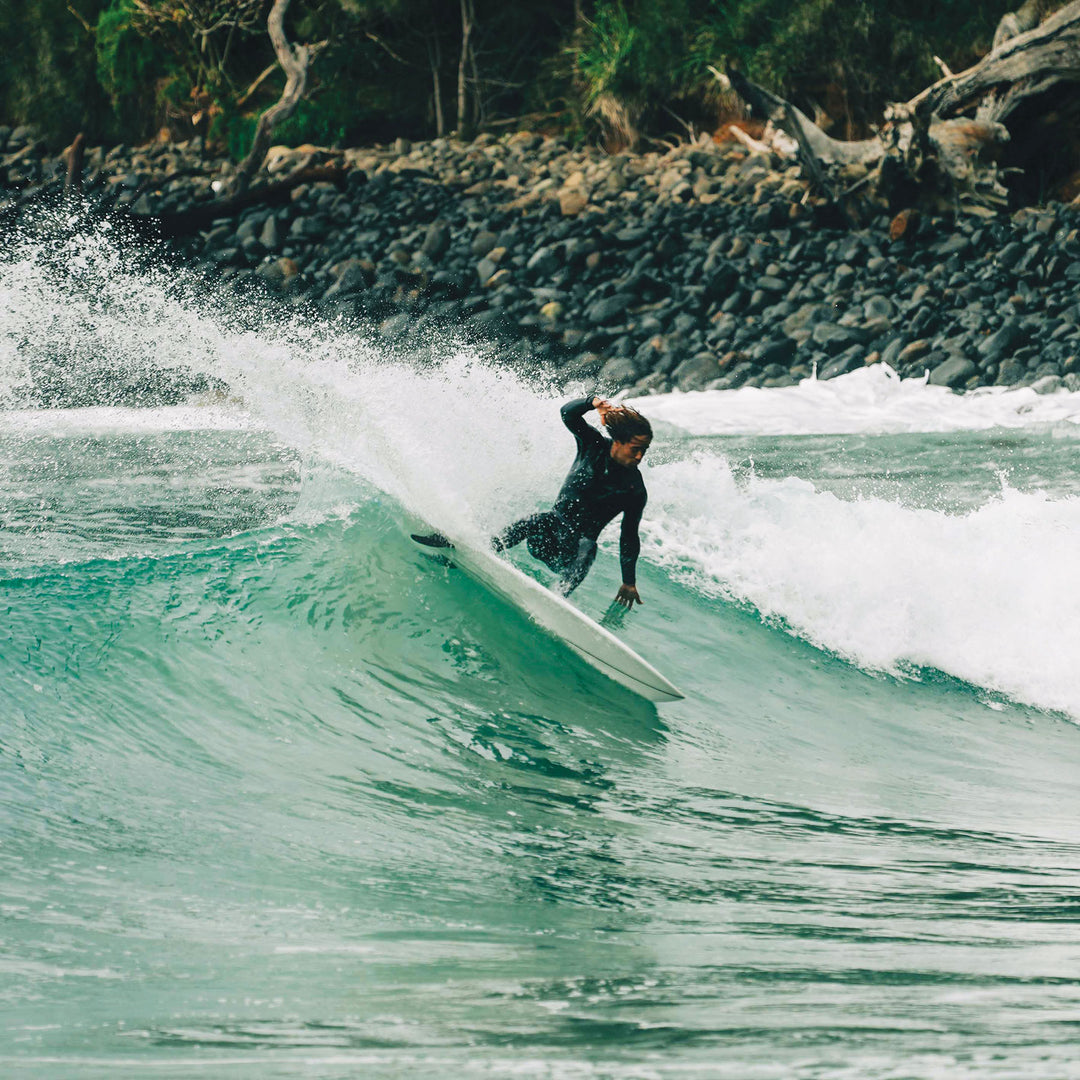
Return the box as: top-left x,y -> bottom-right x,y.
574,0 -> 1014,142
0,0 -> 111,144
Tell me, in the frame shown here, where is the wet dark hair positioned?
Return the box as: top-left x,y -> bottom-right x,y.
605,406 -> 652,443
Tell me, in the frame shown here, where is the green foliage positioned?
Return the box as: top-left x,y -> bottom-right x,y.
214,112 -> 259,161
0,0 -> 1027,151
95,0 -> 168,137
573,0 -> 1014,140
577,1 -> 704,110
0,0 -> 111,144
721,0 -> 1009,133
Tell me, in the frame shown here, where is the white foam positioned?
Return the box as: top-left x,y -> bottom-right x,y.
636,365 -> 1080,436
0,404 -> 253,436
644,453 -> 1080,717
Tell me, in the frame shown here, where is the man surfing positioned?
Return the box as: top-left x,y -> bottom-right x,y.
491,395 -> 652,608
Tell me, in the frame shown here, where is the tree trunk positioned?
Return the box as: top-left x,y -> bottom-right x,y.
428,35 -> 445,137
724,0 -> 1080,218
456,0 -> 474,139
124,164 -> 347,239
64,134 -> 86,198
232,0 -> 319,197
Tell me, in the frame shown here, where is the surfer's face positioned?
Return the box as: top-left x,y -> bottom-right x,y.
610,436 -> 651,469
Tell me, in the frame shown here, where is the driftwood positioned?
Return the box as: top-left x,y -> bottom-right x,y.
149,164 -> 347,238
724,0 -> 1080,219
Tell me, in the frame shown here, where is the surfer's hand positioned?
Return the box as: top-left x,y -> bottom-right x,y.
593,397 -> 612,423
615,584 -> 642,608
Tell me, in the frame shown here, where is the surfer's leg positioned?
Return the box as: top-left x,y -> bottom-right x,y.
492,514 -> 542,553
523,514 -> 569,568
555,537 -> 597,596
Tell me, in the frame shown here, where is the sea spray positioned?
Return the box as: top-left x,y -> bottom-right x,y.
639,364 -> 1080,436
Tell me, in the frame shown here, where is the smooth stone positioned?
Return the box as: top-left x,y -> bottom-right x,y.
863,295 -> 895,320
673,352 -> 720,391
928,356 -> 977,387
421,221 -> 451,259
1032,374 -> 1064,394
470,231 -> 498,258
818,347 -> 863,381
598,355 -> 638,387
527,245 -> 560,276
977,320 -> 1025,361
586,293 -> 634,324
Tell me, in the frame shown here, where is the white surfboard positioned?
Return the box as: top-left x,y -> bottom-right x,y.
412,530 -> 684,703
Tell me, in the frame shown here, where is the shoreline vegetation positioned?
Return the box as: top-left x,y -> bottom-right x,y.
5,1 -> 1080,400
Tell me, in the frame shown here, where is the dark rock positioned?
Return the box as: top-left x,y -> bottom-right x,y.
598,355 -> 639,387
325,259 -> 372,299
672,352 -> 719,390
928,356 -> 976,387
587,292 -> 634,324
421,221 -> 451,260
812,322 -> 865,353
1032,374 -> 1063,394
818,346 -> 863,381
713,361 -> 754,389
753,338 -> 796,366
931,234 -> 971,258
237,215 -> 265,245
863,295 -> 895,321
977,320 -> 1025,363
782,303 -> 827,337
527,245 -> 561,276
833,264 -> 856,289
471,230 -> 498,258
613,226 -> 650,248
757,275 -> 787,293
996,242 -> 1026,270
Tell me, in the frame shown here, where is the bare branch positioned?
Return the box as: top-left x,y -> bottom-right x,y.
236,61 -> 280,107
232,0 -> 323,196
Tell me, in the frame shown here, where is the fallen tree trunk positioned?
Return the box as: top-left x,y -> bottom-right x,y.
148,164 -> 347,238
724,0 -> 1080,220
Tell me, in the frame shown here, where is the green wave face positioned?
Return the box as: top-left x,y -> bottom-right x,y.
4,415 -> 1080,1080
4,225 -> 1080,1078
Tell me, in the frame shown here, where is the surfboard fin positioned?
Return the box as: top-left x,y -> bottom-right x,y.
411,532 -> 454,550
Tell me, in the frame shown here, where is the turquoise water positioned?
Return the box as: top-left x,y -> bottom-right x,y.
3,224 -> 1080,1078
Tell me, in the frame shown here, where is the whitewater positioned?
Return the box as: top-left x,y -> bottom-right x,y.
2,218 -> 1080,1078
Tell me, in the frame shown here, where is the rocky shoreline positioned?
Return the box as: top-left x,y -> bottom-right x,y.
4,122 -> 1080,397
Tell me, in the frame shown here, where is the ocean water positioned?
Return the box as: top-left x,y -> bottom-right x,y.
3,220 -> 1080,1079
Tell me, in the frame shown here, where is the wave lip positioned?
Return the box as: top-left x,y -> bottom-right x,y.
647,453 -> 1080,718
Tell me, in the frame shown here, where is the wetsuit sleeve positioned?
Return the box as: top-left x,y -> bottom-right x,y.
560,396 -> 605,451
619,493 -> 646,586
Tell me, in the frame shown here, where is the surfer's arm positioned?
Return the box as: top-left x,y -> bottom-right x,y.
561,396 -> 606,450
616,495 -> 645,606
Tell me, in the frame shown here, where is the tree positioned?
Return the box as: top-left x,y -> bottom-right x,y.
232,0 -> 325,193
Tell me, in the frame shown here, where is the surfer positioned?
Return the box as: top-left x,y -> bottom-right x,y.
492,396 -> 651,607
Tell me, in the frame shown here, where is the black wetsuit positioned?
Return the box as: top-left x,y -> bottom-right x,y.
493,397 -> 647,594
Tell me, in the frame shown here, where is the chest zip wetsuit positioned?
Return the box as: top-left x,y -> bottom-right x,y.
492,396 -> 647,595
